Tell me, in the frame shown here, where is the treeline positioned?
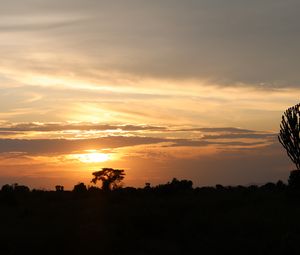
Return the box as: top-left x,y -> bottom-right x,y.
0,178 -> 293,195
4,166 -> 300,194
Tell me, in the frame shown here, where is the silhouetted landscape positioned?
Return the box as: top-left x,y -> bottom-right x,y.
2,174 -> 300,255
2,1 -> 300,254
2,104 -> 300,254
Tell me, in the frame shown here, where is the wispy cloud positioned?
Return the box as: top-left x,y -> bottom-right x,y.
0,123 -> 276,155
0,122 -> 166,132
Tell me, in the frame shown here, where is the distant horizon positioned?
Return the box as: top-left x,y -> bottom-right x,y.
0,174 -> 290,191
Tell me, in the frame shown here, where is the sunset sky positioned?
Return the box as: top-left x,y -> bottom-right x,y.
1,0 -> 300,189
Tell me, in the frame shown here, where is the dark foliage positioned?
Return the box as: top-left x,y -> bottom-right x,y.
1,184 -> 14,193
288,170 -> 300,189
155,178 -> 193,194
91,168 -> 125,191
87,185 -> 101,192
73,182 -> 87,192
55,185 -> 64,192
2,183 -> 30,193
1,179 -> 299,255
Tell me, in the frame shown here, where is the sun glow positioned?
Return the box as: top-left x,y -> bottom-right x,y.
70,150 -> 110,163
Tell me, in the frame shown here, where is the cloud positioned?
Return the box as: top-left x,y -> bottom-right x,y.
0,132 -> 273,155
0,136 -> 167,155
0,16 -> 82,32
188,127 -> 257,133
0,122 -> 276,141
0,122 -> 276,149
0,122 -> 275,134
202,133 -> 276,140
165,139 -> 267,148
0,131 -> 23,136
0,122 -> 166,132
0,0 -> 300,86
169,127 -> 277,141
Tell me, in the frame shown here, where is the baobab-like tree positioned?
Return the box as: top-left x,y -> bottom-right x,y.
91,168 -> 125,191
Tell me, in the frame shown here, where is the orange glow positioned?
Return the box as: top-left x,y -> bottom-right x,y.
70,150 -> 111,163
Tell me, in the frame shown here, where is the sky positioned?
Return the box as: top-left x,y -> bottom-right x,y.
0,0 -> 299,189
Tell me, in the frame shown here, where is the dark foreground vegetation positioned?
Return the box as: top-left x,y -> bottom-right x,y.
2,178 -> 300,255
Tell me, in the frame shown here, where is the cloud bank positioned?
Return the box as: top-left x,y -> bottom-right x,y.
0,0 -> 300,86
0,122 -> 276,155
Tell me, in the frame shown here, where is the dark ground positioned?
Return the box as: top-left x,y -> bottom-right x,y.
1,182 -> 300,255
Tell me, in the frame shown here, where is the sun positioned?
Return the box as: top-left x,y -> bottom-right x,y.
71,150 -> 110,163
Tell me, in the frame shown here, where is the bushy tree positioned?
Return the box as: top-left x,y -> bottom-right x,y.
1,184 -> 14,193
1,183 -> 30,193
73,182 -> 87,192
91,168 -> 125,191
155,178 -> 193,193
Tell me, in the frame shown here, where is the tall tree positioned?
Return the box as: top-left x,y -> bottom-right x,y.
91,168 -> 125,191
278,103 -> 300,169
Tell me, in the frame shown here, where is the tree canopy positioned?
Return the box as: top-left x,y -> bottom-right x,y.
91,168 -> 125,191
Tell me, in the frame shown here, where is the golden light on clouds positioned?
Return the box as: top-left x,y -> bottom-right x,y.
69,150 -> 111,163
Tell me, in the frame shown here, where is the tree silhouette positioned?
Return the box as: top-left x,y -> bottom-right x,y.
73,182 -> 87,192
55,185 -> 64,192
1,184 -> 14,193
91,168 -> 125,191
1,183 -> 30,193
279,103 -> 300,189
278,103 -> 300,169
288,170 -> 300,189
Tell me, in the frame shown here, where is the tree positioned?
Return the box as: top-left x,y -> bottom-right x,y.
155,178 -> 193,193
1,184 -> 14,193
91,168 -> 125,191
73,182 -> 87,192
279,103 -> 300,188
278,103 -> 300,169
1,183 -> 30,193
288,170 -> 300,189
55,185 -> 64,192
